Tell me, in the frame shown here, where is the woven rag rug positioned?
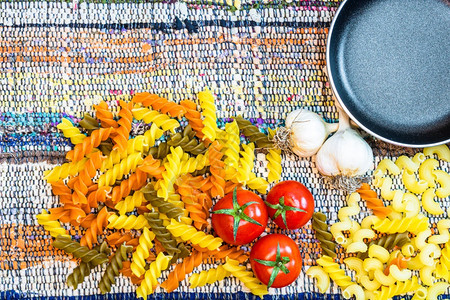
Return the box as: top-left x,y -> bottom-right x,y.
0,1 -> 449,299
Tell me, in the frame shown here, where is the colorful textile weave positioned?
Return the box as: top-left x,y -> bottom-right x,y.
1,1 -> 448,299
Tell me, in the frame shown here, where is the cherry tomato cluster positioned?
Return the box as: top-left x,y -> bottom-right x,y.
211,180 -> 315,288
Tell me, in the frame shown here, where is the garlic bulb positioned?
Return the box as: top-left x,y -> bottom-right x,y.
316,108 -> 374,189
275,109 -> 338,158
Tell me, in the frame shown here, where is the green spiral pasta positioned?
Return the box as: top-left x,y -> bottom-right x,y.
234,116 -> 273,148
357,232 -> 411,260
170,242 -> 190,264
79,113 -> 100,132
52,235 -> 108,266
167,125 -> 207,155
191,166 -> 210,176
312,212 -> 337,258
67,242 -> 111,289
99,244 -> 133,294
142,185 -> 183,220
145,211 -> 181,255
148,142 -> 170,160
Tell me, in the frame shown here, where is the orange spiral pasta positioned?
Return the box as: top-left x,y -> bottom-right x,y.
51,180 -> 72,204
224,181 -> 243,194
112,100 -> 133,153
71,151 -> 105,205
208,141 -> 226,198
185,201 -> 209,230
357,183 -> 392,218
384,254 -> 408,275
193,245 -> 249,264
94,101 -> 118,128
132,93 -> 186,119
180,100 -> 205,140
48,203 -> 86,226
110,169 -> 148,204
80,207 -> 111,249
66,127 -> 113,162
86,186 -> 111,210
120,261 -> 144,285
106,232 -> 139,249
137,155 -> 164,179
160,250 -> 207,293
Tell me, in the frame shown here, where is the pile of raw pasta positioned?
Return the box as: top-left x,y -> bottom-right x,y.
308,145 -> 450,300
37,89 -> 282,298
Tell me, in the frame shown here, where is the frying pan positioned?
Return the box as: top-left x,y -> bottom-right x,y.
327,0 -> 450,147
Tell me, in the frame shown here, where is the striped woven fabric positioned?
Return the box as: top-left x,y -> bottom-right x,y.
1,1 -> 448,299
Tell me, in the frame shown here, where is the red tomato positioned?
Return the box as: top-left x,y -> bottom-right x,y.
212,189 -> 268,245
265,180 -> 314,229
250,234 -> 302,288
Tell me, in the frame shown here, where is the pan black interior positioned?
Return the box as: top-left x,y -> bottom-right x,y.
328,0 -> 450,146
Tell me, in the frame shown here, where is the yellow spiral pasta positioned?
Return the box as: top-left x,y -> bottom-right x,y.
246,173 -> 269,194
142,124 -> 164,152
132,106 -> 180,133
198,88 -> 219,141
433,169 -> 450,198
98,152 -> 144,187
306,266 -> 330,293
424,144 -> 450,162
101,149 -> 122,172
189,265 -> 230,289
179,152 -> 209,175
373,215 -> 429,234
235,143 -> 255,184
166,219 -> 222,251
222,258 -> 268,297
419,158 -> 439,188
36,209 -> 70,238
136,252 -> 172,298
157,146 -> 184,200
131,228 -> 156,277
402,170 -> 428,194
316,255 -> 353,289
266,148 -> 282,183
57,118 -> 86,144
223,120 -> 240,172
115,191 -> 146,215
125,136 -> 147,156
107,214 -> 149,230
436,241 -> 450,280
374,276 -> 420,300
43,158 -> 88,183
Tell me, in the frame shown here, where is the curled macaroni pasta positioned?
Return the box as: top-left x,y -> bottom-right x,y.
374,158 -> 401,180
343,284 -> 365,300
343,257 -> 366,282
306,266 -> 330,293
424,144 -> 450,162
395,155 -> 420,173
419,158 -> 439,188
402,170 -> 428,194
347,229 -> 376,253
427,282 -> 450,300
429,219 -> 450,245
433,169 -> 450,198
422,188 -> 444,215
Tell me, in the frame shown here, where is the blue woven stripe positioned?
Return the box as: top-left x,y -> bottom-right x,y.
1,291 -> 346,300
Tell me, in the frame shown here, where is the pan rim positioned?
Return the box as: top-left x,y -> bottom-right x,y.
326,0 -> 450,148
